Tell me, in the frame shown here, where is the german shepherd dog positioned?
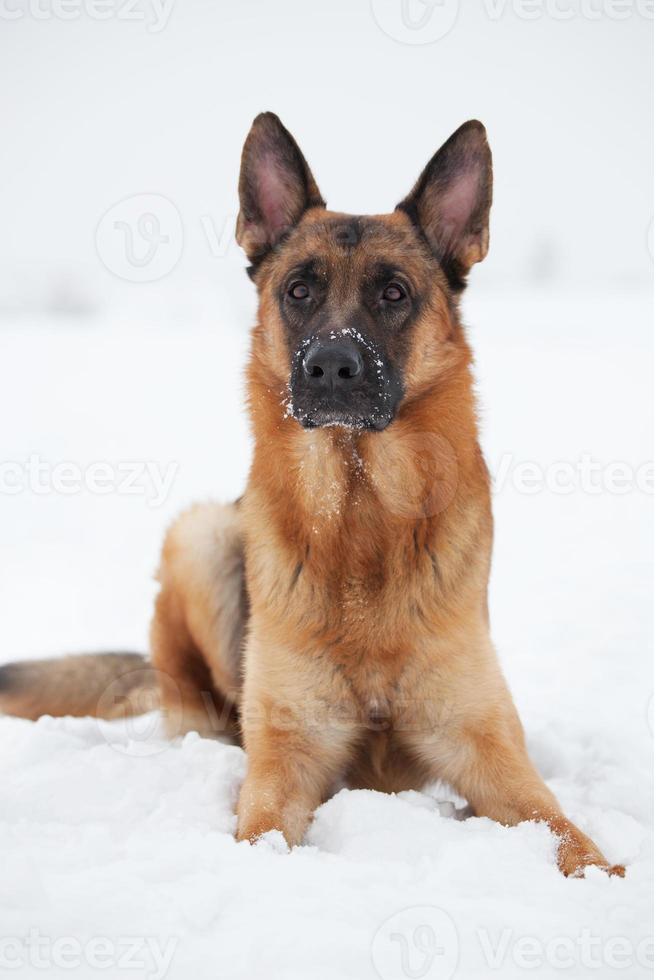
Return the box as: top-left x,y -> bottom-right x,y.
0,113 -> 623,878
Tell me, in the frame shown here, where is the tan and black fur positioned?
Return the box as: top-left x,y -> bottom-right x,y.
0,114 -> 623,878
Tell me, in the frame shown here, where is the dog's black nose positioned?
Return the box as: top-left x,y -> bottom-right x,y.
303,341 -> 363,387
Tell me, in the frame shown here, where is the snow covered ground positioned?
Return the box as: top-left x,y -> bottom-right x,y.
1,287 -> 653,979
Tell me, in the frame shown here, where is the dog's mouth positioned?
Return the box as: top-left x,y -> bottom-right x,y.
293,406 -> 393,431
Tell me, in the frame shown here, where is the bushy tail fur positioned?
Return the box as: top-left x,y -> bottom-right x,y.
0,653 -> 159,721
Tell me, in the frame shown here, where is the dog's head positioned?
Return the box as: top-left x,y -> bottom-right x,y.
237,113 -> 492,431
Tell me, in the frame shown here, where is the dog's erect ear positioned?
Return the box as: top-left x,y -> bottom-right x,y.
397,120 -> 492,288
236,112 -> 325,264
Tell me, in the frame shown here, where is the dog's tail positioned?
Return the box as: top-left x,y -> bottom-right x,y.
0,652 -> 159,721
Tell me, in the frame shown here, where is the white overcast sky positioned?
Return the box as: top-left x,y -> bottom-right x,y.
1,0 -> 653,317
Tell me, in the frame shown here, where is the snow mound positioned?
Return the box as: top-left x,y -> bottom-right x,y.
0,710 -> 651,980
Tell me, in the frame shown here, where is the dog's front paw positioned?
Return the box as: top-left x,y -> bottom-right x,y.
235,814 -> 282,844
556,833 -> 625,878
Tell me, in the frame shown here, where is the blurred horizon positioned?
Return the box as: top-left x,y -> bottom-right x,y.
1,0 -> 653,327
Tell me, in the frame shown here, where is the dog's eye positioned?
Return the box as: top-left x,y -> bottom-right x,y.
288,281 -> 310,300
382,283 -> 406,302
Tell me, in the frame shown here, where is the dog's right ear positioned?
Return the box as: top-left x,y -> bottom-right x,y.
236,112 -> 325,265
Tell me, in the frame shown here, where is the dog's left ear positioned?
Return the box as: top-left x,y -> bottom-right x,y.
236,112 -> 325,265
397,120 -> 492,288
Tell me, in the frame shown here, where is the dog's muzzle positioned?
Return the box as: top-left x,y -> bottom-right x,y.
289,337 -> 401,431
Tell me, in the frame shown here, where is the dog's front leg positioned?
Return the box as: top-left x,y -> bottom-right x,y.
445,727 -> 625,877
402,652 -> 625,878
236,721 -> 355,846
236,635 -> 359,846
